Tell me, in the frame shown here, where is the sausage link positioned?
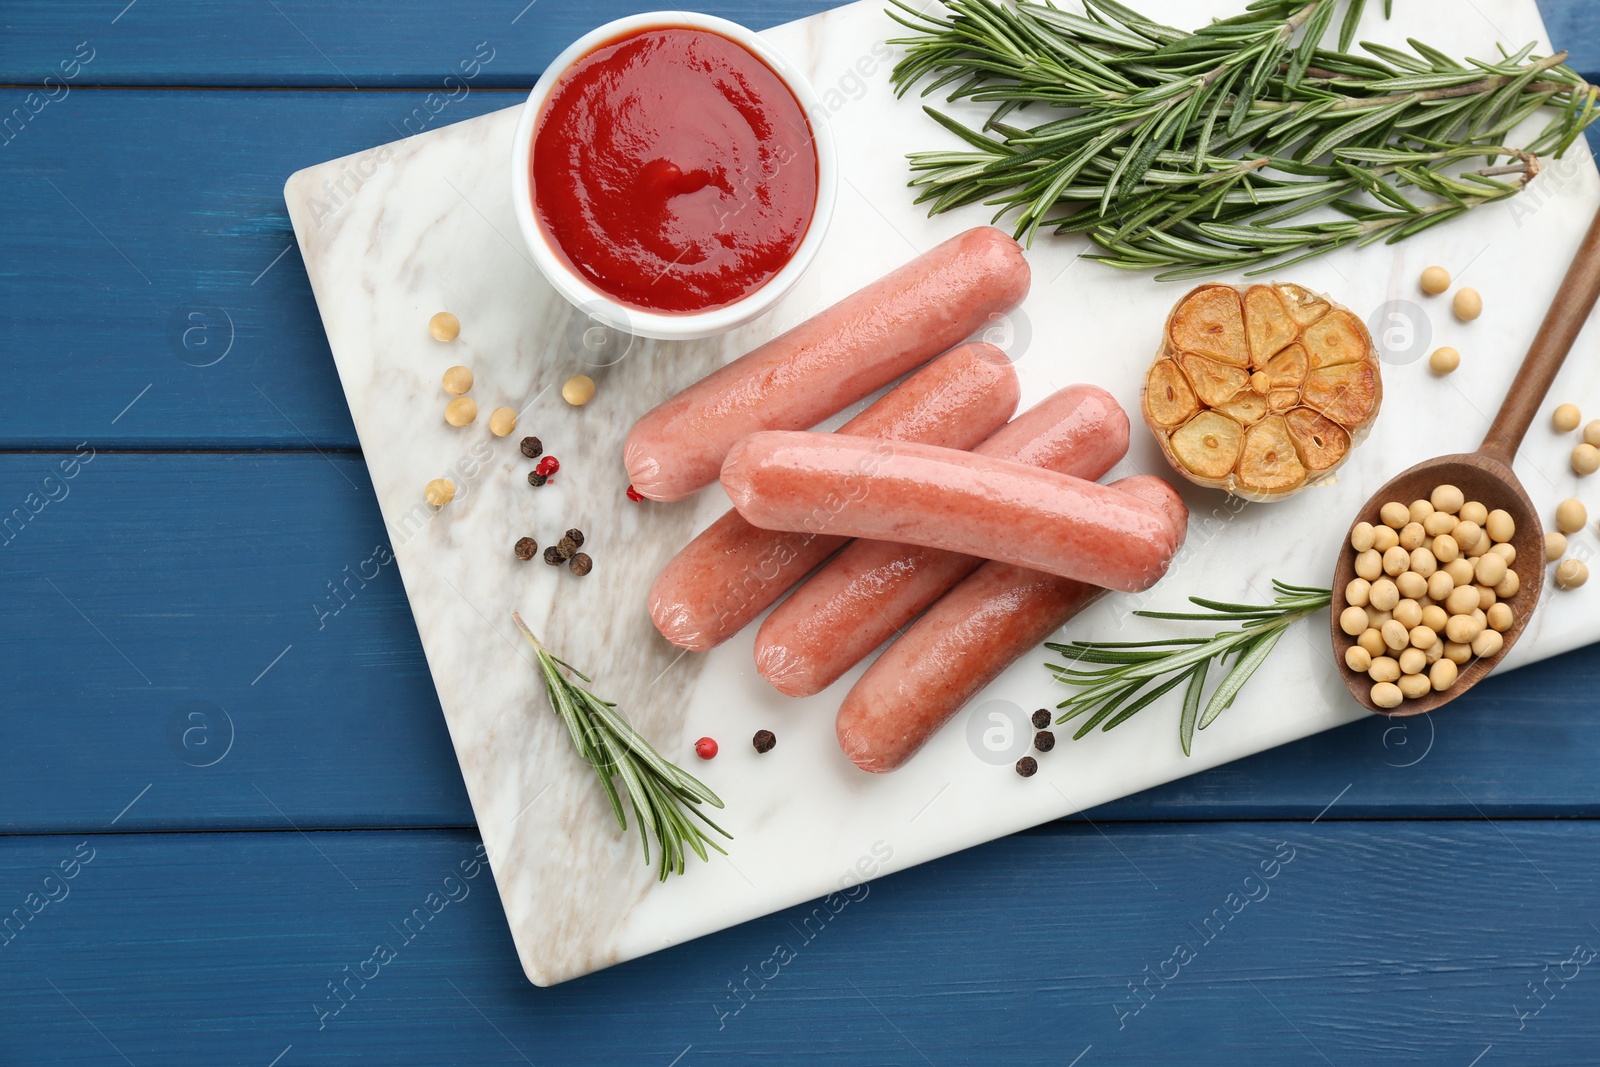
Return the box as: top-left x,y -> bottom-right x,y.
836,475 -> 1188,773
624,226 -> 1030,501
648,343 -> 1019,650
721,433 -> 1181,592
754,386 -> 1129,696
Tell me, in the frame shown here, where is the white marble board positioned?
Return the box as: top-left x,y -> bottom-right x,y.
284,0 -> 1600,985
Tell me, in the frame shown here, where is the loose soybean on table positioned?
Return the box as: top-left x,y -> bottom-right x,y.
2,1 -> 1599,1063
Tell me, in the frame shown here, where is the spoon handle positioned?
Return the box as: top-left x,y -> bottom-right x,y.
1480,203 -> 1600,465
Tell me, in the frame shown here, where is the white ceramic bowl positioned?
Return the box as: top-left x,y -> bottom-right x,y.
510,12 -> 837,342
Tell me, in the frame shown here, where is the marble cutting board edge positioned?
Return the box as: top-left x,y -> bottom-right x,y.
283,0 -> 1600,986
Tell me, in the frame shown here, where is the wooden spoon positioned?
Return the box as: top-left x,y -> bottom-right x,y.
1330,205 -> 1600,716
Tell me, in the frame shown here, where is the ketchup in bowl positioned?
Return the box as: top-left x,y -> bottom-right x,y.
531,27 -> 819,314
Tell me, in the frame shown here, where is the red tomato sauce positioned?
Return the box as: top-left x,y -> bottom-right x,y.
532,27 -> 818,314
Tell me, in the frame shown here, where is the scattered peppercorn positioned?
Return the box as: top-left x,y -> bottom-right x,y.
536,455 -> 560,477
626,485 -> 644,502
694,737 -> 718,760
752,729 -> 776,754
528,471 -> 548,488
565,528 -> 585,549
1031,709 -> 1050,730
1015,756 -> 1038,778
542,546 -> 563,565
555,536 -> 577,560
514,536 -> 538,561
569,552 -> 592,576
520,436 -> 543,459
1033,730 -> 1056,753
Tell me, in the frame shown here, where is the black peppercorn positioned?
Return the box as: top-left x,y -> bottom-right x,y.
528,471 -> 547,488
514,537 -> 538,561
569,552 -> 592,576
555,536 -> 577,560
565,528 -> 585,549
752,729 -> 776,754
519,436 -> 543,459
1031,708 -> 1051,730
1016,756 -> 1038,778
542,546 -> 563,565
1033,730 -> 1056,753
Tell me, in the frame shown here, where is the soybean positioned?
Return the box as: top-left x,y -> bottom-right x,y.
1371,682 -> 1404,709
1431,484 -> 1465,513
1398,674 -> 1432,701
429,312 -> 461,342
1574,443 -> 1600,476
1555,498 -> 1587,534
425,478 -> 455,506
1485,509 -> 1515,543
442,365 -> 473,395
1556,558 -> 1590,590
1420,265 -> 1451,295
1369,578 -> 1400,612
1369,656 -> 1401,683
1429,659 -> 1458,691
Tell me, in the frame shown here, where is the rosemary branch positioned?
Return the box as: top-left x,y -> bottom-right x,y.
889,0 -> 1600,278
512,613 -> 730,880
1044,580 -> 1332,755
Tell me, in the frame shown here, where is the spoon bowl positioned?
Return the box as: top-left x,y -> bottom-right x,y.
1328,203 -> 1600,716
1328,452 -> 1543,716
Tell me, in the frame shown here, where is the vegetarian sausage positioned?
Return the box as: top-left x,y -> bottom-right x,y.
835,475 -> 1188,773
648,343 -> 1019,650
720,433 -> 1182,592
624,226 -> 1031,501
753,385 -> 1130,696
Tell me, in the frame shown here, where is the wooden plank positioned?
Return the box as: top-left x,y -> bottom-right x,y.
2,451 -> 1597,833
0,90 -> 519,451
4,82 -> 1600,450
0,0 -> 837,87
0,0 -> 1593,85
0,453 -> 469,832
2,823 -> 1598,1061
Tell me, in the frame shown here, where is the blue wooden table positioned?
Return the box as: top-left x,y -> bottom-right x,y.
3,2 -> 1599,1063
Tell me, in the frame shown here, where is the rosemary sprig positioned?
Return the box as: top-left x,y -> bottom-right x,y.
889,0 -> 1600,278
1044,580 -> 1332,755
512,613 -> 730,880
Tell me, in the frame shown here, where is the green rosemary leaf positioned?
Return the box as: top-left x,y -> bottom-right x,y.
514,614 -> 730,880
1336,0 -> 1366,53
1289,0 -> 1340,88
1101,668 -> 1197,731
1199,626 -> 1287,729
1178,660 -> 1209,757
1045,582 -> 1331,752
893,0 -> 1596,276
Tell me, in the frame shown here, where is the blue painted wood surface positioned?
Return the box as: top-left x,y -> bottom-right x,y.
1,0 -> 1599,1061
5,823 -> 1600,1064
1,0 -> 1594,85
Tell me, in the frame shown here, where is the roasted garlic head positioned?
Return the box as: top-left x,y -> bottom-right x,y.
1142,283 -> 1382,500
